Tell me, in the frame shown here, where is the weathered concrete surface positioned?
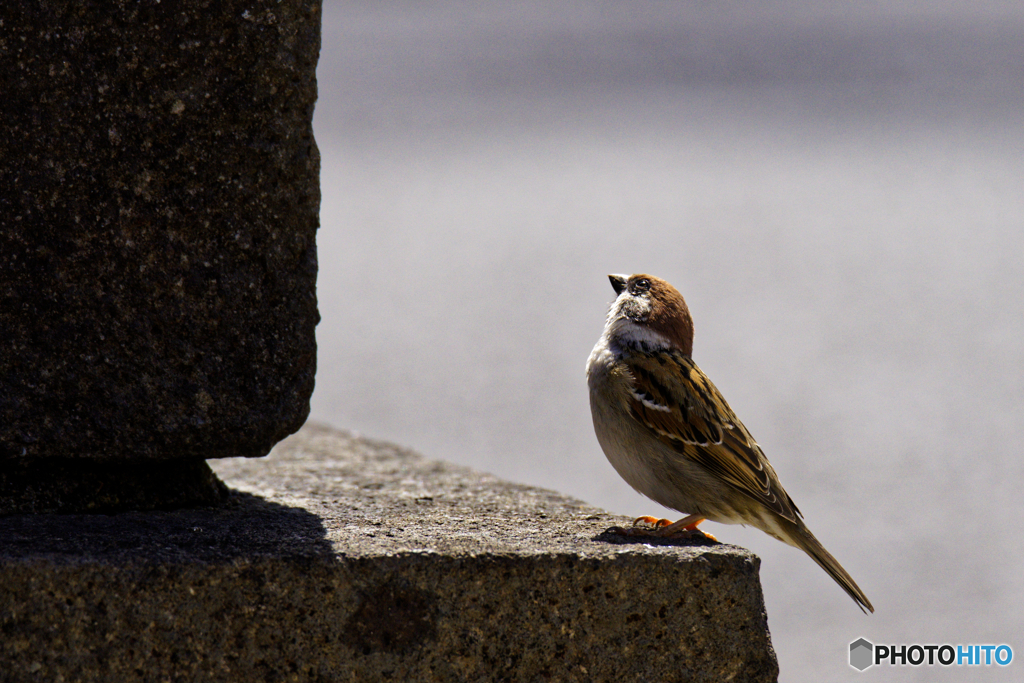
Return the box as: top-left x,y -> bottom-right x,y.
0,1 -> 321,476
0,424 -> 779,682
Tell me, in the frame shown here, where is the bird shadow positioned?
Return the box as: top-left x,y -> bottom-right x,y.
592,527 -> 721,548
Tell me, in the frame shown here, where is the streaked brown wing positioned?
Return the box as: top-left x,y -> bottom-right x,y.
623,350 -> 800,522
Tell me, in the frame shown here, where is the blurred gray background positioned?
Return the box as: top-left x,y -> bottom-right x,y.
310,2 -> 1024,679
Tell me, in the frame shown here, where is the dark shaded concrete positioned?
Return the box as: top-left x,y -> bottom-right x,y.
0,458 -> 229,516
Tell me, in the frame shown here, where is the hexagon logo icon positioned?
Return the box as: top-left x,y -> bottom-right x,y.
850,638 -> 874,671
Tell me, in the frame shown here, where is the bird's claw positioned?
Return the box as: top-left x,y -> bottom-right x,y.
609,514 -> 719,542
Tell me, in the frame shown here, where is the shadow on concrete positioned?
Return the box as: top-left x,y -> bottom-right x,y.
0,489 -> 334,563
592,528 -> 721,548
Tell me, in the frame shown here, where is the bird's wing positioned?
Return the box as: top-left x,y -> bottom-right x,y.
622,349 -> 800,522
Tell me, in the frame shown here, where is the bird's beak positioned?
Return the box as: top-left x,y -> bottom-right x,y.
608,274 -> 628,295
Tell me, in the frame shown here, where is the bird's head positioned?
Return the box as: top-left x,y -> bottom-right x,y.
605,273 -> 694,356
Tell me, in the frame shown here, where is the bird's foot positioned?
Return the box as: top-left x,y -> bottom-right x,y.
633,515 -> 674,528
608,514 -> 718,541
606,516 -> 670,536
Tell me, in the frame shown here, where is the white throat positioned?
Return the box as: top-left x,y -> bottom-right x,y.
587,313 -> 674,377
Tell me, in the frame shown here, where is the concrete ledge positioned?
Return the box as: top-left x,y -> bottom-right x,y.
0,424 -> 778,682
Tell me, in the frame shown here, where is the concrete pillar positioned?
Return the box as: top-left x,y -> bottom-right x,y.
0,1 -> 322,512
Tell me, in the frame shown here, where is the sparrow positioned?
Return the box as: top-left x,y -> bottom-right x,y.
586,273 -> 873,613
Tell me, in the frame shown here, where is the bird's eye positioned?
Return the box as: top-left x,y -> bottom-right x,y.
631,278 -> 651,294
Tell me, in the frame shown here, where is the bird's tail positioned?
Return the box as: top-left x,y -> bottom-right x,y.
784,520 -> 874,614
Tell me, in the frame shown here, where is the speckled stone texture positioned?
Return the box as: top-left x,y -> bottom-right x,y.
0,1 -> 321,489
0,424 -> 779,682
